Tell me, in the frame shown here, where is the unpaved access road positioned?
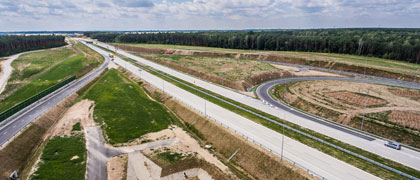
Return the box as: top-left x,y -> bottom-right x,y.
0,53 -> 23,94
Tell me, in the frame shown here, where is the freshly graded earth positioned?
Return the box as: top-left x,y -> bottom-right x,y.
277,80 -> 420,130
275,80 -> 420,147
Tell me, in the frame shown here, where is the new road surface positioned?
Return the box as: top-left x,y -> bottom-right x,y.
85,40 -> 381,180
0,41 -> 109,147
93,40 -> 420,172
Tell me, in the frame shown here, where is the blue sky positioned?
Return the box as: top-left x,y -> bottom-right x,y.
1,0 -> 419,31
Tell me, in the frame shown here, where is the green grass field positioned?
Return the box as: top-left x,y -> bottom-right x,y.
0,42 -> 103,112
114,43 -> 420,77
0,54 -> 87,112
9,48 -> 74,82
31,135 -> 86,180
81,69 -> 173,144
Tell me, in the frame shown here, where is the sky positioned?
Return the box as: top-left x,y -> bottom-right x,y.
0,0 -> 420,31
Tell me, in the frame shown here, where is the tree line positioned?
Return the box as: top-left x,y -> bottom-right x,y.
0,35 -> 66,57
85,29 -> 420,64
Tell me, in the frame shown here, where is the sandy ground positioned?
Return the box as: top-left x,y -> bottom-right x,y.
272,64 -> 342,77
239,90 -> 256,98
108,61 -> 119,69
51,99 -> 95,136
286,80 -> 420,125
0,54 -> 20,94
142,126 -> 229,172
161,168 -> 213,180
107,154 -> 128,180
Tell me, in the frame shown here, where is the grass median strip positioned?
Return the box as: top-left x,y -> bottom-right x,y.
121,56 -> 420,179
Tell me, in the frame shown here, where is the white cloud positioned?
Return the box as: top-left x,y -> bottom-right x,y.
0,0 -> 419,31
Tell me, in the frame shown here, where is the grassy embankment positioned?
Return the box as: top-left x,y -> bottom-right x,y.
120,56 -> 420,180
0,42 -> 102,112
115,43 -> 420,81
31,135 -> 86,180
3,48 -> 74,96
79,69 -> 173,144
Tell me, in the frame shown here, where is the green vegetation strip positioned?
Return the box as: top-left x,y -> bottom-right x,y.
31,135 -> 86,180
0,76 -> 75,122
81,69 -> 174,144
121,57 -> 420,179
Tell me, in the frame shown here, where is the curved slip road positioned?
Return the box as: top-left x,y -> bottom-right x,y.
256,76 -> 420,171
256,76 -> 420,141
265,61 -> 420,88
0,41 -> 110,147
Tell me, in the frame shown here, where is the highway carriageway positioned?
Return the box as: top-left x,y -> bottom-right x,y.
94,40 -> 420,173
0,41 -> 110,147
89,40 -> 420,179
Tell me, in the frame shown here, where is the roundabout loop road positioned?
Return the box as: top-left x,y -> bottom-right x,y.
256,76 -> 420,142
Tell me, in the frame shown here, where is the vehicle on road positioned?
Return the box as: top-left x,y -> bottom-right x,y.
385,141 -> 401,150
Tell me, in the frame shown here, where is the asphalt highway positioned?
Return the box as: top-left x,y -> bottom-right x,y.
93,41 -> 420,172
93,48 -> 380,180
0,41 -> 109,147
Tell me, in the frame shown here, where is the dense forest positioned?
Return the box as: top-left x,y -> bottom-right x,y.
85,29 -> 420,64
0,35 -> 66,57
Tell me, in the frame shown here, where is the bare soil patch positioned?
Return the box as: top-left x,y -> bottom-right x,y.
114,43 -> 420,83
388,111 -> 420,130
389,89 -> 420,98
107,154 -> 128,180
276,80 -> 420,147
51,99 -> 94,136
327,91 -> 387,107
142,126 -> 229,173
271,64 -> 342,77
130,51 -> 292,91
